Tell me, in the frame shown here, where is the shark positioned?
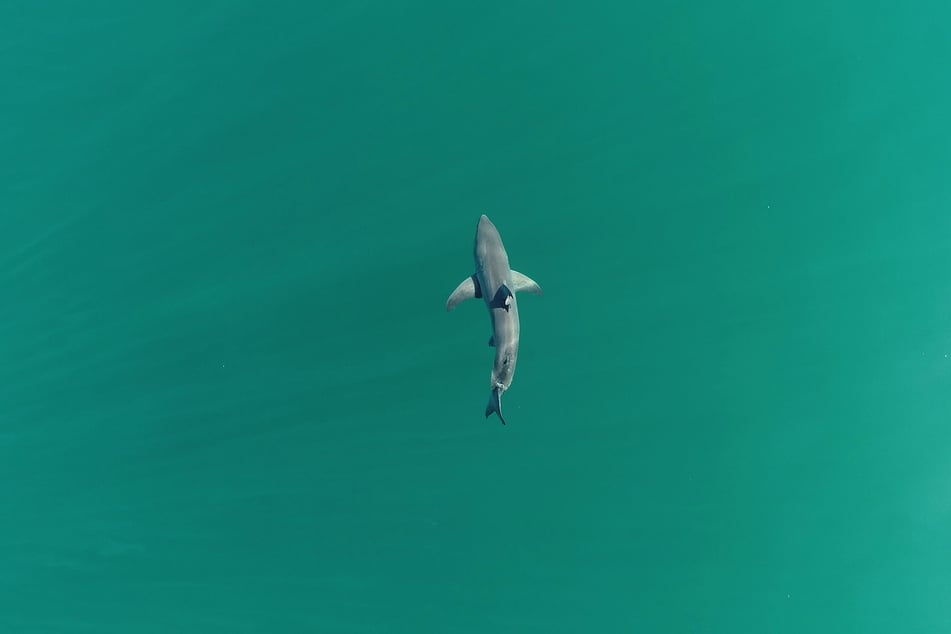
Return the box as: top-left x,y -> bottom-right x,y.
446,215 -> 542,424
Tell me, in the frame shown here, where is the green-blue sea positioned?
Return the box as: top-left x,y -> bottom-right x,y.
3,2 -> 950,632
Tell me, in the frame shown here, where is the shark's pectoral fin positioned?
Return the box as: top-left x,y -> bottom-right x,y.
510,270 -> 543,296
488,335 -> 495,347
446,274 -> 482,311
489,285 -> 513,312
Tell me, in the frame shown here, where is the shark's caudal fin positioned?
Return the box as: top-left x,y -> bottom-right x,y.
485,389 -> 506,425
510,270 -> 542,296
446,275 -> 482,311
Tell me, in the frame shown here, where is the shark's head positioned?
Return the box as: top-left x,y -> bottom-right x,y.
475,214 -> 505,258
477,214 -> 496,235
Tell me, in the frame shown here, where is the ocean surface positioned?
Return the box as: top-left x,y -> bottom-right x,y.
3,2 -> 950,632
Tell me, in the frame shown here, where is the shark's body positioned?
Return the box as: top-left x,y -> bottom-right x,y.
446,215 -> 542,424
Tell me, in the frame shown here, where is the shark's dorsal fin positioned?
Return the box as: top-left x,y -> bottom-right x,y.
510,270 -> 542,296
446,275 -> 482,311
488,335 -> 495,347
490,285 -> 513,312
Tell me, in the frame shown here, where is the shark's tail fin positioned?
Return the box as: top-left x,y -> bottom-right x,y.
485,389 -> 506,425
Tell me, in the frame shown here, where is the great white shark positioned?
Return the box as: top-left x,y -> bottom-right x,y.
446,215 -> 542,424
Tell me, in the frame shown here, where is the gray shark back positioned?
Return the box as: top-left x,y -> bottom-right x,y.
474,215 -> 511,305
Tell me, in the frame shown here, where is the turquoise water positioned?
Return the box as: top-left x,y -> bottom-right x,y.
3,2 -> 950,632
